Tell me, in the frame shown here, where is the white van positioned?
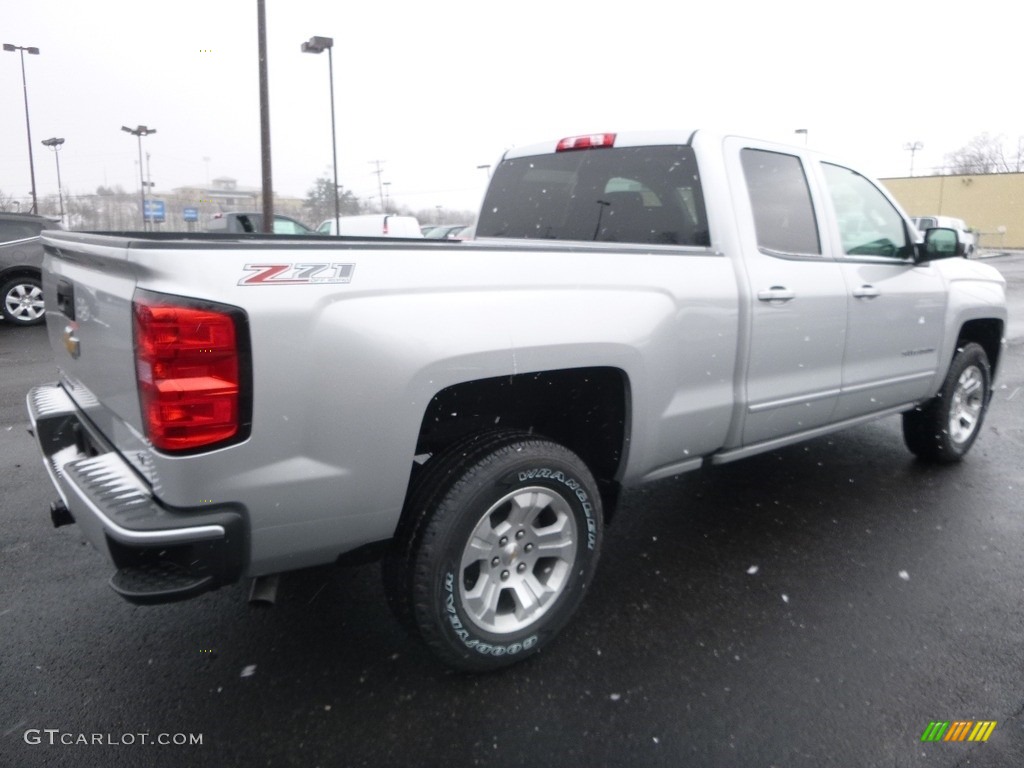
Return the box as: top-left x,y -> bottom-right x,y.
317,214 -> 423,238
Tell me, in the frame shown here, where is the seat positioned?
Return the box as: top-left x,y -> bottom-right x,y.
597,191 -> 647,242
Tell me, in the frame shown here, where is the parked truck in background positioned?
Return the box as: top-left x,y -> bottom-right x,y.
203,212 -> 317,235
26,130 -> 1006,671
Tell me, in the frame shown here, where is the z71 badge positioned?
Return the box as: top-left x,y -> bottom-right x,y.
238,263 -> 355,286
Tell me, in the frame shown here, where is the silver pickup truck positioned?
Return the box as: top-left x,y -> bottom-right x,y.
27,130 -> 1007,671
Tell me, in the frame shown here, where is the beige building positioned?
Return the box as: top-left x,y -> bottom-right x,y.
881,172 -> 1024,249
166,177 -> 308,231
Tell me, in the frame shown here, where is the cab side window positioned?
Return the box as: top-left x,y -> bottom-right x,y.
740,149 -> 821,256
822,163 -> 911,258
273,219 -> 305,235
0,221 -> 42,243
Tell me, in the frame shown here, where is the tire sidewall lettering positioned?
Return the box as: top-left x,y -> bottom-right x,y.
443,569 -> 538,657
409,436 -> 603,670
514,467 -> 598,550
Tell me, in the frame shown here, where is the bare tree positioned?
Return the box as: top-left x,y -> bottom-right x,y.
63,187 -> 138,230
0,189 -> 19,212
303,177 -> 361,227
942,133 -> 1013,175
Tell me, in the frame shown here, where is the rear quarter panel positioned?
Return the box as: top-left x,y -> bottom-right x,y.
78,238 -> 740,575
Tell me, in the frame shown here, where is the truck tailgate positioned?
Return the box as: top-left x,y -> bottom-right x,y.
29,232 -> 248,603
40,232 -> 147,457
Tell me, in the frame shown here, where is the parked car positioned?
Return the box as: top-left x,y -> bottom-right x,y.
317,214 -> 423,238
0,211 -> 61,326
911,216 -> 975,257
204,212 -> 317,235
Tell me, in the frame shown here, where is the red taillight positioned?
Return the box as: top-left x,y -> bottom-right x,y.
133,294 -> 245,452
555,133 -> 616,152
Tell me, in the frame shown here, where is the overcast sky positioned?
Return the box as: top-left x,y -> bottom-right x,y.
2,0 -> 1022,218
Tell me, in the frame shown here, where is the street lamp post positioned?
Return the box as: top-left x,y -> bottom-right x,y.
41,137 -> 65,225
4,43 -> 41,214
121,125 -> 156,230
301,35 -> 340,233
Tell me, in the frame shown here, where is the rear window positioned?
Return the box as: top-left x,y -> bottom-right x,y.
0,220 -> 44,243
476,145 -> 710,246
740,149 -> 821,256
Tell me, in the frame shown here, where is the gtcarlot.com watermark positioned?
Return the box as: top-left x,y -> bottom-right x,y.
24,729 -> 203,747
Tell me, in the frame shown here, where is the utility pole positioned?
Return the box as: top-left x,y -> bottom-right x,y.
257,0 -> 274,233
904,141 -> 924,177
370,160 -> 386,213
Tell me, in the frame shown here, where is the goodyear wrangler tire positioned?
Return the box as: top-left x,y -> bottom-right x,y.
387,431 -> 603,672
902,342 -> 991,463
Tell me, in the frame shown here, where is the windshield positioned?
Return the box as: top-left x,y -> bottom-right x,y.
476,145 -> 710,246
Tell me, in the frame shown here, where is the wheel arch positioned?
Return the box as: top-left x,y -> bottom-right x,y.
0,265 -> 43,285
956,318 -> 1004,385
411,366 -> 630,522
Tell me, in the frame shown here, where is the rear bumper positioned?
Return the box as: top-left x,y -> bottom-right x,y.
26,383 -> 248,604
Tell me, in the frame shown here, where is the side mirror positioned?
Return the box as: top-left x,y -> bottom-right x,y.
916,227 -> 965,263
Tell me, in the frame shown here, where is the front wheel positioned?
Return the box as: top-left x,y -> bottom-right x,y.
1,276 -> 45,326
385,431 -> 603,671
902,342 -> 991,463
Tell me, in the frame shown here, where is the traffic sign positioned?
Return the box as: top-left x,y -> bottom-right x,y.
183,207 -> 199,222
144,199 -> 166,222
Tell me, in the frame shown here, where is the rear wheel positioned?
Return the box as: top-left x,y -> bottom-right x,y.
384,431 -> 602,671
1,276 -> 45,326
903,342 -> 991,463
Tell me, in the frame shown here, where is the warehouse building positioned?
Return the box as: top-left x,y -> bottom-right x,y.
882,172 -> 1024,249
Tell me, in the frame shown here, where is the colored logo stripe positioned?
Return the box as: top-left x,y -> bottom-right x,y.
969,722 -> 997,742
944,721 -> 973,741
921,721 -> 996,742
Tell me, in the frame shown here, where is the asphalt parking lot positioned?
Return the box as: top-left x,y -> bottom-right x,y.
1,253 -> 1022,768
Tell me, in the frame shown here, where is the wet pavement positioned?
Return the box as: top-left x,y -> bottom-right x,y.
2,254 -> 1022,767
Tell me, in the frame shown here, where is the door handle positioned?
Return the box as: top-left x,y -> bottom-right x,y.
757,286 -> 795,303
853,285 -> 880,299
